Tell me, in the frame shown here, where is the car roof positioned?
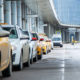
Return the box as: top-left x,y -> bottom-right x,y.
0,25 -> 22,29
0,25 -> 15,28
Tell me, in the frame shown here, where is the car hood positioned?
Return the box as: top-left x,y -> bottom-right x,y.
9,39 -> 20,46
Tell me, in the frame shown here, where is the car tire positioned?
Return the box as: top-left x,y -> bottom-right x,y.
18,54 -> 23,70
51,48 -> 53,50
60,45 -> 63,47
2,57 -> 12,77
38,55 -> 42,60
33,54 -> 37,62
38,50 -> 42,60
49,50 -> 51,52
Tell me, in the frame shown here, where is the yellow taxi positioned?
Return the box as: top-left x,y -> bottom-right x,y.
38,34 -> 49,55
0,28 -> 12,77
46,39 -> 52,52
37,41 -> 42,59
31,32 -> 42,60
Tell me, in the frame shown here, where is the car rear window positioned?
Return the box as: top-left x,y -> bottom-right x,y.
31,33 -> 38,40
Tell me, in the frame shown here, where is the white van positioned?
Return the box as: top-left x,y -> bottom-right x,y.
52,34 -> 63,47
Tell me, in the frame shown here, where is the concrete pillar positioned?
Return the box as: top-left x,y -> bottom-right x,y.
27,8 -> 32,31
38,20 -> 44,33
50,26 -> 54,38
62,29 -> 66,43
22,3 -> 26,29
79,32 -> 80,41
75,32 -> 79,41
44,24 -> 50,37
17,1 -> 22,28
0,0 -> 4,23
4,1 -> 11,24
65,31 -> 69,43
11,1 -> 17,25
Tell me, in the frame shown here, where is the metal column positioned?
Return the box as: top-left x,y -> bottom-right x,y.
0,0 -> 4,23
11,1 -> 17,25
17,1 -> 22,28
4,1 -> 11,24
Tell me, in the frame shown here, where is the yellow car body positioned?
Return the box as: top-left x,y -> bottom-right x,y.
37,42 -> 42,55
41,41 -> 48,53
46,40 -> 52,51
0,29 -> 12,77
38,34 -> 48,54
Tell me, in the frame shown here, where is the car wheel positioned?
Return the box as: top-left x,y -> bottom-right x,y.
18,54 -> 23,70
60,45 -> 63,47
38,54 -> 42,60
38,50 -> 42,60
33,54 -> 37,62
49,50 -> 51,52
2,57 -> 12,77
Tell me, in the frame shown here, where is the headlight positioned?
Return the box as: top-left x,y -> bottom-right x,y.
12,45 -> 17,51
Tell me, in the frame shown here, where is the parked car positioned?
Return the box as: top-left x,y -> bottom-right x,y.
46,39 -> 52,52
0,28 -> 12,77
2,25 -> 30,70
39,34 -> 49,54
22,31 -> 38,63
52,34 -> 63,47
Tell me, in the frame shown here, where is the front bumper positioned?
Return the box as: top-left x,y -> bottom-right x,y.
12,50 -> 20,66
42,46 -> 47,53
54,43 -> 63,47
37,46 -> 42,55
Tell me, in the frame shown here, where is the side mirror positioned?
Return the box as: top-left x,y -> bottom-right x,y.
32,37 -> 37,41
20,35 -> 29,40
40,38 -> 44,41
0,30 -> 10,37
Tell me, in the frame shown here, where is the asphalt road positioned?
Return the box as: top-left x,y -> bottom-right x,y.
1,44 -> 80,80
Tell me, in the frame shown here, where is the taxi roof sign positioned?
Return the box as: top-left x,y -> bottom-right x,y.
0,23 -> 8,25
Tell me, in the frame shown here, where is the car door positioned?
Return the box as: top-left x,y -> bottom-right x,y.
0,37 -> 10,67
23,39 -> 29,63
32,33 -> 38,56
20,31 -> 30,63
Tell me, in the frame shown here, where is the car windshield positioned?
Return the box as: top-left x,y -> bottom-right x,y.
52,38 -> 61,41
2,27 -> 18,39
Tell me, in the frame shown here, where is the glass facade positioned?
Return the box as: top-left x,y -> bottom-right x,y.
53,0 -> 80,25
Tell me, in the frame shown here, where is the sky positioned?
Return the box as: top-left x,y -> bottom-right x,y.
53,0 -> 80,25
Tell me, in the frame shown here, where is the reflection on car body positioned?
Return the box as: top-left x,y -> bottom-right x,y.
0,27 -> 12,77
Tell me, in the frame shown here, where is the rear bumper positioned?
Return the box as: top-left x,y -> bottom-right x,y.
37,46 -> 42,55
42,46 -> 47,53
